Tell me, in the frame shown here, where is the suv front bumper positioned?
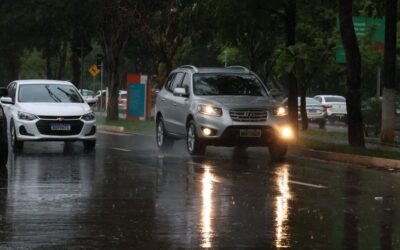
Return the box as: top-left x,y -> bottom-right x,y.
194,113 -> 292,146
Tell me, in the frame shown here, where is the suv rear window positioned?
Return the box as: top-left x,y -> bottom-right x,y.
325,96 -> 345,102
193,73 -> 268,96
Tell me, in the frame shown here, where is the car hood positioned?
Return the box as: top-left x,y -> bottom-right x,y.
196,96 -> 276,109
18,103 -> 91,116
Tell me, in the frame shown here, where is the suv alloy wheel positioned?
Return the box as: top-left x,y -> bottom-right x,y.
186,120 -> 205,155
156,117 -> 173,151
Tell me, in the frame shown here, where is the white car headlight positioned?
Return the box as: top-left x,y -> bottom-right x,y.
81,112 -> 96,121
18,111 -> 38,121
198,104 -> 223,116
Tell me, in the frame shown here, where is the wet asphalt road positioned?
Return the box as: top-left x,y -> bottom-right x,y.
0,131 -> 400,249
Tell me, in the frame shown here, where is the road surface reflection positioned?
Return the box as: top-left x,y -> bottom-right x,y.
201,166 -> 214,248
275,164 -> 291,248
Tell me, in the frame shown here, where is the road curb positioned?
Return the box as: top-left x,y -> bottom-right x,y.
293,147 -> 400,170
97,125 -> 125,133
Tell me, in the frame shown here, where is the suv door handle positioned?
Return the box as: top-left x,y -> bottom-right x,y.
161,98 -> 166,102
172,103 -> 177,106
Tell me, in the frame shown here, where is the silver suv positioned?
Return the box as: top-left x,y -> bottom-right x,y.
155,65 -> 293,161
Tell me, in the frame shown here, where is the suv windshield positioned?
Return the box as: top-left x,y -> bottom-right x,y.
193,73 -> 268,96
19,84 -> 83,103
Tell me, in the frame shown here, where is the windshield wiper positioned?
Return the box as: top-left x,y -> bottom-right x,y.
45,85 -> 62,102
57,87 -> 81,102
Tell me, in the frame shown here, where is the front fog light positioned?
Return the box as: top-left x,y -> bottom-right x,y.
280,126 -> 293,139
202,128 -> 212,136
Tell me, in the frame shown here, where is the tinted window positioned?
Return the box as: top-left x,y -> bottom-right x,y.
8,83 -> 16,102
306,98 -> 321,105
193,73 -> 268,96
180,73 -> 191,91
170,72 -> 184,91
325,96 -> 345,102
165,73 -> 176,92
19,84 -> 83,103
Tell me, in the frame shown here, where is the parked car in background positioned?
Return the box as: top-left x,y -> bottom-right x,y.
282,97 -> 326,128
155,65 -> 293,161
0,80 -> 97,152
79,89 -> 97,102
118,90 -> 127,110
314,95 -> 347,124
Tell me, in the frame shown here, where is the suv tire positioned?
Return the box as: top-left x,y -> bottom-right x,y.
156,117 -> 174,151
269,140 -> 288,162
10,121 -> 23,153
186,120 -> 205,155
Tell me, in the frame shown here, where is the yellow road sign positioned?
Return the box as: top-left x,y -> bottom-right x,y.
88,64 -> 101,77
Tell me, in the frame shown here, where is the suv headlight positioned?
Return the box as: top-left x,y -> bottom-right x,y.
81,112 -> 96,121
198,104 -> 223,116
273,106 -> 288,116
18,111 -> 38,121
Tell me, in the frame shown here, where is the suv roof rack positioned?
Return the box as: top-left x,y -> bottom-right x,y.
179,65 -> 199,73
226,66 -> 250,73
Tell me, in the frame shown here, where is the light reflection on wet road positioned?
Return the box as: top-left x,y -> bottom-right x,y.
0,131 -> 399,249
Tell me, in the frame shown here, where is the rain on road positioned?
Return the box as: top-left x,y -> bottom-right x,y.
0,131 -> 399,249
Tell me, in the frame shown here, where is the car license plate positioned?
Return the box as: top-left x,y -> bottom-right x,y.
51,123 -> 71,131
240,129 -> 261,137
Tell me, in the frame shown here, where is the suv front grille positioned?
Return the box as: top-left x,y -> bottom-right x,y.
229,109 -> 268,122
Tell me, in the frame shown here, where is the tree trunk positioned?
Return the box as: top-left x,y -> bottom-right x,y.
46,53 -> 52,79
285,0 -> 298,139
57,42 -> 67,80
106,61 -> 120,120
381,0 -> 397,143
4,51 -> 19,84
70,52 -> 81,88
338,0 -> 365,147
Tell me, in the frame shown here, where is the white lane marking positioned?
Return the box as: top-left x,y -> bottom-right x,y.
98,130 -> 155,137
98,131 -> 131,136
112,147 -> 131,152
289,181 -> 327,189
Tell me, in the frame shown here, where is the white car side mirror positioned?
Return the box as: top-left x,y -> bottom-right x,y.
0,97 -> 14,105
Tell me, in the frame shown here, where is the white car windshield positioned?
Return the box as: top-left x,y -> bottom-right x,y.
19,84 -> 83,103
193,73 -> 268,96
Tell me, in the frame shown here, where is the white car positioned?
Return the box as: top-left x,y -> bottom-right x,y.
314,95 -> 347,123
118,90 -> 127,110
0,80 -> 96,152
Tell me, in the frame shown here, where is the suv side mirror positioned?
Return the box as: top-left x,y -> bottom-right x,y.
0,97 -> 14,105
173,87 -> 189,97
